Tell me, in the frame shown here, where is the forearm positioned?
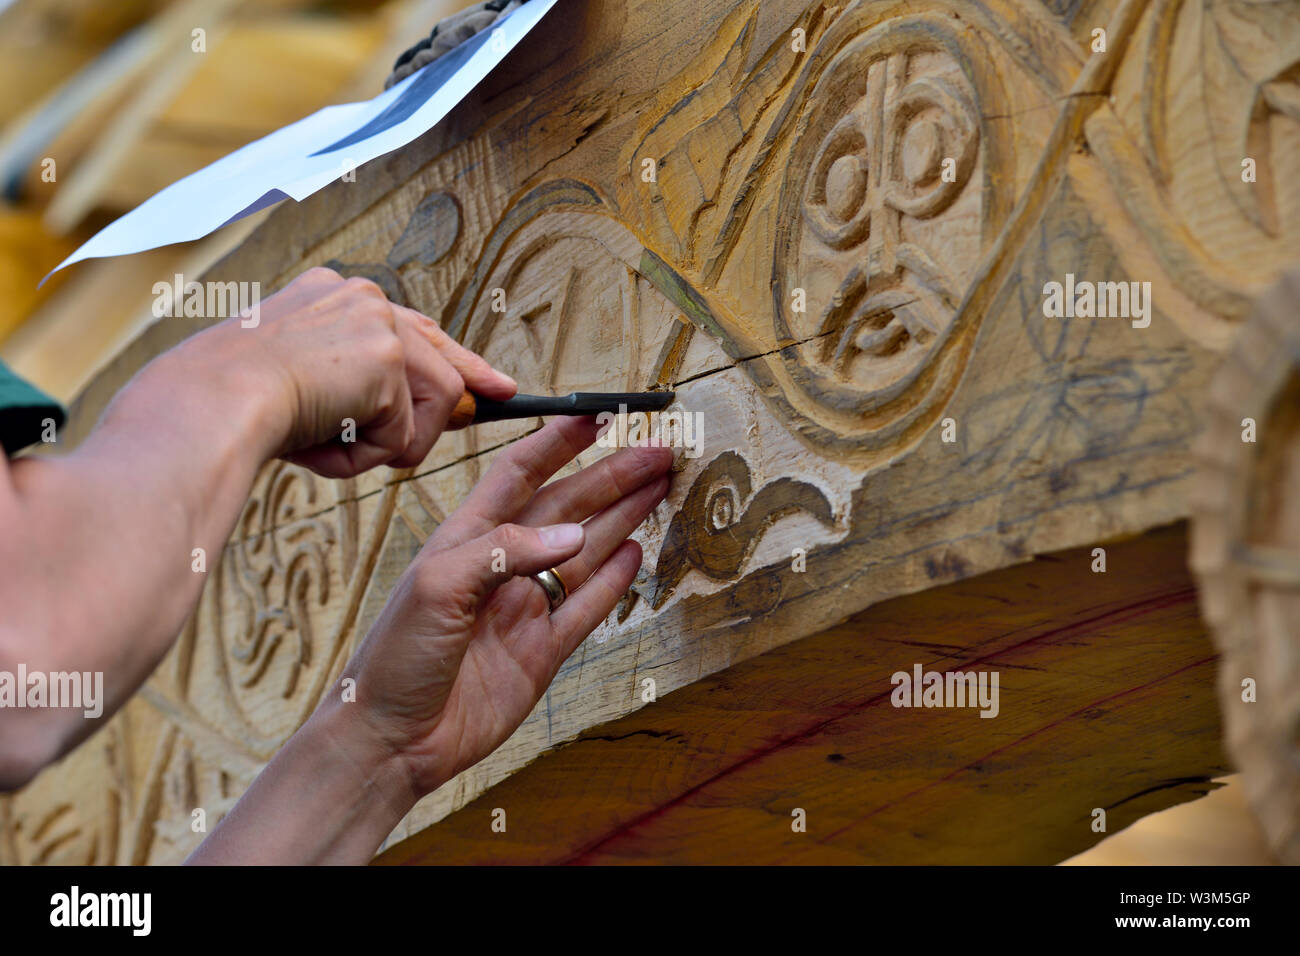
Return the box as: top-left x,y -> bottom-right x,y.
0,324 -> 287,779
187,697 -> 419,865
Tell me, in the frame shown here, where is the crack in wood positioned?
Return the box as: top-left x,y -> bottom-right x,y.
232,309 -> 890,547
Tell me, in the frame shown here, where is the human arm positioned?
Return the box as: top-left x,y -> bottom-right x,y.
0,267 -> 515,789
188,416 -> 672,864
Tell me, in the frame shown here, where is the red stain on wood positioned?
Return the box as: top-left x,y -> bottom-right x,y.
376,522 -> 1224,865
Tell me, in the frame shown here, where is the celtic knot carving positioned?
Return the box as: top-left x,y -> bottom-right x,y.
226,462 -> 334,698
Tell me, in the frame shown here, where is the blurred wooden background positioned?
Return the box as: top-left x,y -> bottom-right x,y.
0,0 -> 476,400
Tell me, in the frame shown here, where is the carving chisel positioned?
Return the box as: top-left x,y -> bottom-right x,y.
447,390 -> 676,430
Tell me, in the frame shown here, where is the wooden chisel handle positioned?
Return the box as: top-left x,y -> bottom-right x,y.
446,390 -> 478,430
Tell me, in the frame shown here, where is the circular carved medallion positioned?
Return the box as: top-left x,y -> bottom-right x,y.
774,17 -> 1004,450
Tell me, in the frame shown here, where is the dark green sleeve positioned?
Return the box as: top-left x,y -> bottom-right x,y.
0,359 -> 65,456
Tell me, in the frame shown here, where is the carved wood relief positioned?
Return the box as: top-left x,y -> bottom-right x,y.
1192,267 -> 1300,864
4,0 -> 1297,863
772,18 -> 1002,453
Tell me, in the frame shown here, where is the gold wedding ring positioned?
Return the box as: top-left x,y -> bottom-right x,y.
532,568 -> 568,612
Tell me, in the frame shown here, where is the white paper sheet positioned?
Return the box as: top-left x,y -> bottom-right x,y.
43,0 -> 559,284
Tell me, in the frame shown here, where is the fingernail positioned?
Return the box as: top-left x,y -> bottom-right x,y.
498,370 -> 517,388
540,523 -> 584,549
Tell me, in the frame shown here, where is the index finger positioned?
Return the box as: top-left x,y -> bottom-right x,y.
392,305 -> 517,400
426,415 -> 603,553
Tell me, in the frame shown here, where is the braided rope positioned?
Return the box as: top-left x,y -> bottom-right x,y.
384,0 -> 523,90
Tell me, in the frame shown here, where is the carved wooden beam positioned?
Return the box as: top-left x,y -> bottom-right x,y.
3,0 -> 1296,864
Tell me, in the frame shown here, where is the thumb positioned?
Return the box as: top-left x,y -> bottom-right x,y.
442,522 -> 586,609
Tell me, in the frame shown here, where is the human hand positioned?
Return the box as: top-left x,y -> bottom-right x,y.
186,416 -> 671,864
195,266 -> 516,478
341,416 -> 673,797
